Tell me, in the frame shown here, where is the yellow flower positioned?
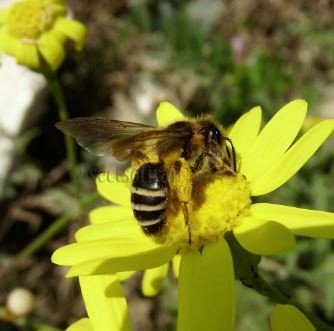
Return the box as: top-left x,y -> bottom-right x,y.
0,0 -> 86,70
270,305 -> 316,331
52,100 -> 334,330
67,275 -> 131,331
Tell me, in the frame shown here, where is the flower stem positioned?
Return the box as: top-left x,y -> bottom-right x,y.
41,62 -> 80,198
17,193 -> 99,260
0,193 -> 100,279
29,321 -> 63,331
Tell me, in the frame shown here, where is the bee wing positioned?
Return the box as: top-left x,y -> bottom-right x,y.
55,117 -> 178,160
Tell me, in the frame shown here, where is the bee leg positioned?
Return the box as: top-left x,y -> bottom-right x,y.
223,163 -> 237,176
217,152 -> 236,176
181,202 -> 192,244
174,160 -> 193,244
166,158 -> 193,244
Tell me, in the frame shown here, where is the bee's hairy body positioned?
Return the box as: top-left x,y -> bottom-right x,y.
131,119 -> 236,237
55,115 -> 236,241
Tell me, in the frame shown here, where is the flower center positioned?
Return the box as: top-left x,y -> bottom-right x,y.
156,173 -> 252,252
7,0 -> 57,41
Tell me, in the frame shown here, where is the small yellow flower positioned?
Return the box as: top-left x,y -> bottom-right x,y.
52,100 -> 334,330
67,318 -> 93,331
0,0 -> 86,70
271,305 -> 316,331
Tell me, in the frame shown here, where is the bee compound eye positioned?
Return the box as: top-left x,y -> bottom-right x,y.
207,126 -> 222,145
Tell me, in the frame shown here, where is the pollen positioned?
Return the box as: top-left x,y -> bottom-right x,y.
157,174 -> 252,251
7,0 -> 58,41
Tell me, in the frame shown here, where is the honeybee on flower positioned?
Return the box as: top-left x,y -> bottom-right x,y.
53,100 -> 334,331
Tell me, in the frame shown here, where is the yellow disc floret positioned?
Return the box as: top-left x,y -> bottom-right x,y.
157,173 -> 252,251
7,0 -> 61,41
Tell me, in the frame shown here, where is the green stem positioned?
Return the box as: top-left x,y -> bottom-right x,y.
42,62 -> 80,198
16,193 -> 99,261
29,321 -> 63,331
18,213 -> 74,260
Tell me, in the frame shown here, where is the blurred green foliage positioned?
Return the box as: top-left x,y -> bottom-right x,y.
125,0 -> 315,124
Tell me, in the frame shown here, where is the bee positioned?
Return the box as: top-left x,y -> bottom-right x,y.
56,116 -> 236,244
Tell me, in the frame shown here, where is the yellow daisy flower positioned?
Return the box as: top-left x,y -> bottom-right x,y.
0,0 -> 86,70
67,275 -> 131,331
52,100 -> 334,330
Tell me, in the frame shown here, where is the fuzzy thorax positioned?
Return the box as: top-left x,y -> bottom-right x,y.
155,173 -> 252,251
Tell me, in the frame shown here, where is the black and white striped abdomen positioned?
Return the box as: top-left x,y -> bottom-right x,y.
131,163 -> 168,235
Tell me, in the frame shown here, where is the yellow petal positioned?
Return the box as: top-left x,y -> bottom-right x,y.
44,0 -> 65,5
96,173 -> 131,207
52,233 -> 164,266
54,17 -> 87,51
251,119 -> 334,196
46,28 -> 66,45
1,35 -> 36,67
89,206 -> 133,225
66,245 -> 176,277
229,106 -> 262,158
0,34 -> 17,55
271,305 -> 316,331
0,8 -> 10,24
38,32 -> 65,70
48,3 -> 67,17
14,42 -> 39,69
177,239 -> 236,331
242,100 -> 307,183
75,219 -> 141,243
172,254 -> 181,278
233,218 -> 296,255
79,275 -> 131,331
66,318 -> 93,331
156,101 -> 185,127
142,263 -> 169,297
0,32 -> 7,52
251,203 -> 334,238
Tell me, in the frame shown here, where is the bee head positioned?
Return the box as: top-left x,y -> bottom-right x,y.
200,121 -> 223,146
199,120 -> 236,173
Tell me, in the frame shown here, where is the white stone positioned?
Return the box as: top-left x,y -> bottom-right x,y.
6,287 -> 35,316
0,55 -> 46,191
0,0 -> 16,10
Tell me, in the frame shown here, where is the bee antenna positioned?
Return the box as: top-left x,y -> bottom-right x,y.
224,137 -> 237,172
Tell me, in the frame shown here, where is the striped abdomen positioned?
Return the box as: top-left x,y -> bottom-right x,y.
131,163 -> 168,235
